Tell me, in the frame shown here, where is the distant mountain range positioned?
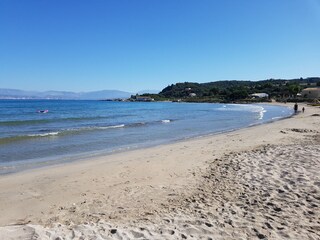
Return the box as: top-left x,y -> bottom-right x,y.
0,88 -> 139,100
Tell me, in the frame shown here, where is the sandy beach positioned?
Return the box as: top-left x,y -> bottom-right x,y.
0,103 -> 319,240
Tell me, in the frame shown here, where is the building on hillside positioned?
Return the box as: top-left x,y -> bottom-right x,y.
135,96 -> 154,102
189,93 -> 197,97
301,88 -> 320,99
250,93 -> 269,98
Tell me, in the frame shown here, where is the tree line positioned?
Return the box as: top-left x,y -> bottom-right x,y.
138,77 -> 320,103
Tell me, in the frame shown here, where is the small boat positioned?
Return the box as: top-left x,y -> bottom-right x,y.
37,110 -> 49,113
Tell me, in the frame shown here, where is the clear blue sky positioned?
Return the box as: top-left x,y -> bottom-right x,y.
0,0 -> 319,92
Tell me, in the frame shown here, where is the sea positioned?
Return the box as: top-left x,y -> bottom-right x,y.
0,100 -> 293,174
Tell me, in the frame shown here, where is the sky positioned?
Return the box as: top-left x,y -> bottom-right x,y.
0,0 -> 320,93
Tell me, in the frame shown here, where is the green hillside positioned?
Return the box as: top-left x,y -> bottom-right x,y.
153,77 -> 320,102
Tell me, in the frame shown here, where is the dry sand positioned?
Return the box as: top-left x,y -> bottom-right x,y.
0,104 -> 319,239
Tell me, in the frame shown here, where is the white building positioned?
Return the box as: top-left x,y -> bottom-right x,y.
136,96 -> 154,102
251,93 -> 269,98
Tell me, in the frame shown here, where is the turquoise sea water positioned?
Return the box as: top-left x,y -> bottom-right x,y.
0,100 -> 293,174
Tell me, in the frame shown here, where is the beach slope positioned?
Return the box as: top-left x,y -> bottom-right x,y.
0,104 -> 319,239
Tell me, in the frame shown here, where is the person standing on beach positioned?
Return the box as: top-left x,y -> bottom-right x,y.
302,107 -> 305,113
294,103 -> 298,113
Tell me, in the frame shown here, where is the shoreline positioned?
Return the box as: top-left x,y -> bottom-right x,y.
0,103 -> 293,176
0,103 -> 319,239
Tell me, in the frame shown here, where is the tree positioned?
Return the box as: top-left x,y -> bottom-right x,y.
288,84 -> 301,96
209,87 -> 219,95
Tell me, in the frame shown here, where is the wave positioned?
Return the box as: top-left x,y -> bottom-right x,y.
161,119 -> 171,123
0,115 -> 135,126
31,124 -> 127,136
272,116 -> 282,120
28,132 -> 60,137
25,124 -> 126,137
217,104 -> 264,112
216,104 -> 267,120
245,106 -> 267,120
0,119 -> 172,144
95,124 -> 125,130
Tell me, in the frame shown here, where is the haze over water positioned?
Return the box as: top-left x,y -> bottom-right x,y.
0,100 -> 293,174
